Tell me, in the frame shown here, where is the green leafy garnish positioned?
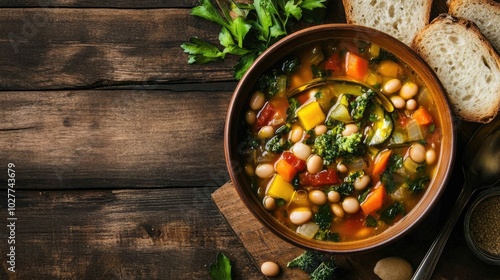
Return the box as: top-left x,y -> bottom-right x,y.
181,0 -> 327,79
209,252 -> 232,280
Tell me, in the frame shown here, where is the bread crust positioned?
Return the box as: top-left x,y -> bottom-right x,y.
341,0 -> 432,45
448,0 -> 500,53
412,14 -> 500,123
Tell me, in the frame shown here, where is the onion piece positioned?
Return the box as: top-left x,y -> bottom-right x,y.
296,222 -> 320,239
406,119 -> 425,141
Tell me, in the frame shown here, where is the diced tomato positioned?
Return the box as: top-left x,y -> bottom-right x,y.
255,97 -> 289,129
282,151 -> 306,171
256,102 -> 275,128
345,52 -> 369,81
324,53 -> 342,73
299,168 -> 340,186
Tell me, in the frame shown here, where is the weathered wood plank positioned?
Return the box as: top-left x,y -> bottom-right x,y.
0,8 -> 236,90
0,0 -> 199,8
0,187 -> 264,279
0,88 -> 233,189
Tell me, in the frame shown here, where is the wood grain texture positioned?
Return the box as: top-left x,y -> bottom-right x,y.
0,187 -> 263,279
0,88 -> 232,189
0,8 -> 236,90
0,0 -> 199,8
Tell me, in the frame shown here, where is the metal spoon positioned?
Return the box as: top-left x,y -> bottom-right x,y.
285,76 -> 395,112
412,118 -> 500,280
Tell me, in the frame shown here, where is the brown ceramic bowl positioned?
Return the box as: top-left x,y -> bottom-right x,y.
224,24 -> 456,254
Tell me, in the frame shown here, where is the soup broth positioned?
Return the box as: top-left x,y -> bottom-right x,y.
240,39 -> 441,242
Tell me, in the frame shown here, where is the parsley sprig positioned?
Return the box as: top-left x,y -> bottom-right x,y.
181,0 -> 327,79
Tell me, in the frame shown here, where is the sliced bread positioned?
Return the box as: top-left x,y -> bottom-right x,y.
411,14 -> 500,123
448,0 -> 500,53
342,0 -> 432,45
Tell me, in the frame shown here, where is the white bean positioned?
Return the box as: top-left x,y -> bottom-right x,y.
309,189 -> 327,205
331,203 -> 345,218
250,91 -> 266,110
263,196 -> 277,211
409,143 -> 426,163
289,125 -> 304,143
307,155 -> 323,174
426,149 -> 437,165
390,95 -> 406,109
342,197 -> 360,214
292,142 -> 311,160
261,261 -> 280,277
328,191 -> 341,203
255,163 -> 274,178
400,82 -> 419,100
354,175 -> 371,191
314,125 -> 327,136
405,99 -> 417,111
337,163 -> 348,173
245,110 -> 256,125
383,79 -> 402,94
289,209 -> 313,225
258,125 -> 274,139
342,123 -> 359,136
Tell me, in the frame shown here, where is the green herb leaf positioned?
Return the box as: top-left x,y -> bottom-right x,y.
209,252 -> 232,280
300,0 -> 327,10
192,0 -> 229,28
182,0 -> 327,79
181,37 -> 225,64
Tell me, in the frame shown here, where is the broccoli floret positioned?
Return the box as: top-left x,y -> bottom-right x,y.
287,250 -> 323,274
313,128 -> 364,165
350,89 -> 376,120
313,133 -> 339,165
265,135 -> 284,153
314,204 -> 332,230
337,132 -> 364,155
310,260 -> 337,280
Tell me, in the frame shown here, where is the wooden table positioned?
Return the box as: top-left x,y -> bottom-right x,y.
1,1 -> 499,279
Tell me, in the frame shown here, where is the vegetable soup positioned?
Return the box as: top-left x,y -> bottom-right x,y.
240,39 -> 442,242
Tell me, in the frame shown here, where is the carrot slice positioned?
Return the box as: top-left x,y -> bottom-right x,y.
275,159 -> 297,183
345,52 -> 369,80
360,183 -> 386,214
412,106 -> 433,125
372,149 -> 392,183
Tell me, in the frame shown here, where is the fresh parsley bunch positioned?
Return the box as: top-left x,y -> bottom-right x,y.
181,0 -> 327,79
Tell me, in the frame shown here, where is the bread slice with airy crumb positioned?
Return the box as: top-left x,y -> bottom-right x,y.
448,0 -> 500,53
342,0 -> 432,45
411,14 -> 500,123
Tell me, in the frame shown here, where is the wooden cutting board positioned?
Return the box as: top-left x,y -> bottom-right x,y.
212,181 -> 500,279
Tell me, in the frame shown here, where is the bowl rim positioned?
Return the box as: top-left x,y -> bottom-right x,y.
224,24 -> 456,253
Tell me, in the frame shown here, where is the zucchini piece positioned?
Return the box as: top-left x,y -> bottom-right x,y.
364,104 -> 394,146
326,94 -> 352,123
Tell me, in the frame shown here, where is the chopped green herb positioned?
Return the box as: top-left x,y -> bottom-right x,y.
381,202 -> 405,224
181,0 -> 327,79
366,215 -> 378,227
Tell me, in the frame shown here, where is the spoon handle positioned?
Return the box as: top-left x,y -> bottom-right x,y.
411,186 -> 473,280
